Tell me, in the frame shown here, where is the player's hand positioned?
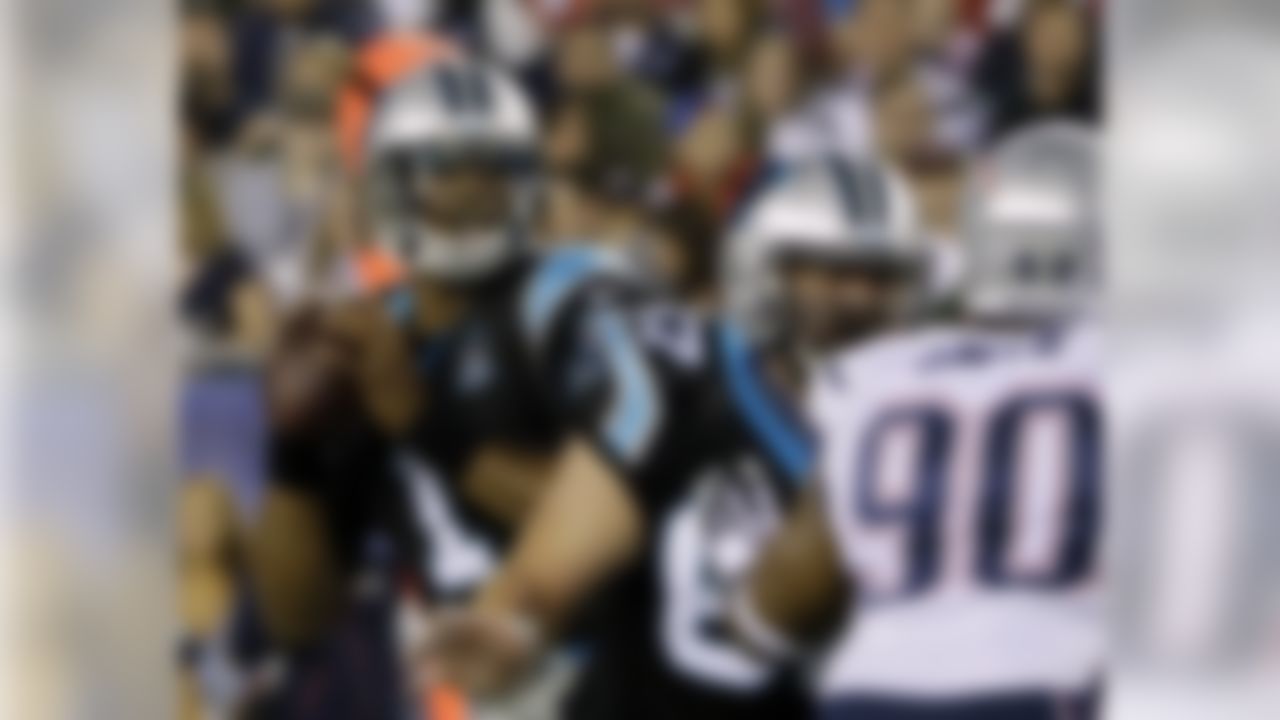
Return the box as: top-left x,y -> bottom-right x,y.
418,607 -> 541,698
265,307 -> 361,436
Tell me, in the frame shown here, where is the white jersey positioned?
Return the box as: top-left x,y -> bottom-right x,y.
808,322 -> 1102,700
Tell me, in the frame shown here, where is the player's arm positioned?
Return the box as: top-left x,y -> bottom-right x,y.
479,292 -> 658,622
732,483 -> 851,659
247,303 -> 413,648
459,445 -> 559,529
477,436 -> 642,622
422,437 -> 642,694
422,293 -> 656,692
246,486 -> 344,648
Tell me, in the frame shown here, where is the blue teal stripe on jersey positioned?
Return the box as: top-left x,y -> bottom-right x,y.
521,247 -> 613,343
717,322 -> 814,483
592,308 -> 660,464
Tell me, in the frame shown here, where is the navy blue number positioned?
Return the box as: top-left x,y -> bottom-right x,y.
855,390 -> 1100,600
855,406 -> 952,599
977,391 -> 1102,588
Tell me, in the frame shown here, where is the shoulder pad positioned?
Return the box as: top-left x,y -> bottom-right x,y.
519,246 -> 635,347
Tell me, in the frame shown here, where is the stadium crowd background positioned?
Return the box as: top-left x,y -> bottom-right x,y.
178,0 -> 1102,716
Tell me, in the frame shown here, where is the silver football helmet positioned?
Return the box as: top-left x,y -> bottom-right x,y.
725,157 -> 923,349
366,59 -> 541,283
962,122 -> 1100,320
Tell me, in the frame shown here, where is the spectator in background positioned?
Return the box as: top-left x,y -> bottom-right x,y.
543,15 -> 669,249
974,0 -> 1100,141
912,0 -> 987,151
742,29 -> 827,162
795,0 -> 918,161
211,37 -> 351,308
179,472 -> 240,643
671,101 -> 757,222
542,90 -> 664,243
871,69 -> 968,304
553,81 -> 669,254
844,0 -> 918,83
183,4 -> 241,152
689,0 -> 768,105
591,0 -> 706,103
230,0 -> 371,119
873,69 -> 938,172
181,156 -> 274,358
553,17 -> 622,99
542,99 -> 597,241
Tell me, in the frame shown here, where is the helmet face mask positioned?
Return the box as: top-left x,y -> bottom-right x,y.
776,249 -> 920,354
725,159 -> 923,355
366,62 -> 541,284
963,122 -> 1099,321
968,214 -> 1092,317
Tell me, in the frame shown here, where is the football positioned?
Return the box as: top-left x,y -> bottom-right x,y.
265,308 -> 363,436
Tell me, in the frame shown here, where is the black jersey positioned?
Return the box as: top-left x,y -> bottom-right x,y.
274,246 -> 814,718
387,260 -> 565,602
422,246 -> 814,719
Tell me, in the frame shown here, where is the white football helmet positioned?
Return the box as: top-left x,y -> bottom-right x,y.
962,122 -> 1100,320
366,58 -> 541,283
724,157 -> 923,346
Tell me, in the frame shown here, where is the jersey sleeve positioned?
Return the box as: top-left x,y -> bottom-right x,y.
517,248 -> 672,486
555,296 -> 668,473
517,247 -> 816,502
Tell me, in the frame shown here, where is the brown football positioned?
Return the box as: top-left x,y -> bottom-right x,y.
265,308 -> 363,436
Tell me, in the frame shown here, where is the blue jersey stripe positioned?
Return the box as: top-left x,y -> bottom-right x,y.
717,323 -> 814,483
521,247 -> 614,345
592,308 -> 660,463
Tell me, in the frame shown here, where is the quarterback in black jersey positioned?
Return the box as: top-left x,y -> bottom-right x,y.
254,58 -> 813,719
417,151 -> 929,720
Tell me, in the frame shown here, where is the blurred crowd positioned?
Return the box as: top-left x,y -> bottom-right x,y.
181,0 -> 1101,356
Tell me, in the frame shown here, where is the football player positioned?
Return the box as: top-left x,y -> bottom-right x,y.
418,152 -> 923,718
255,57 -> 820,720
732,122 -> 1103,720
725,157 -> 925,381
